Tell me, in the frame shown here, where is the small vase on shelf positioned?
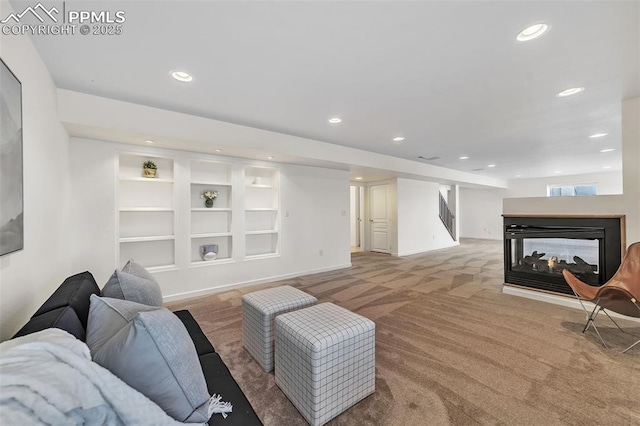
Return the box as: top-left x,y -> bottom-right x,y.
142,161 -> 157,178
143,168 -> 157,178
201,190 -> 218,209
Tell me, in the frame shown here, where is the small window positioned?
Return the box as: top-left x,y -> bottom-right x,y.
548,183 -> 597,197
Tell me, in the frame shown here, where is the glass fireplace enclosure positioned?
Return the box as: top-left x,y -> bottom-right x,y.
503,216 -> 623,295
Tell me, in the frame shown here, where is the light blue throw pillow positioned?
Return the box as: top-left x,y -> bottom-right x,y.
122,259 -> 158,284
102,270 -> 163,307
91,308 -> 213,423
86,295 -> 160,355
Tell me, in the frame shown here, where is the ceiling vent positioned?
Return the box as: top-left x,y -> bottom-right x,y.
418,156 -> 441,161
472,168 -> 485,171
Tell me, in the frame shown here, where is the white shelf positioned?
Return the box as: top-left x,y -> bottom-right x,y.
191,232 -> 232,238
120,177 -> 174,183
191,181 -> 231,186
246,230 -> 278,235
244,165 -> 279,257
119,207 -> 174,212
189,258 -> 235,268
190,160 -> 234,262
120,235 -> 175,243
146,265 -> 178,273
245,253 -> 280,261
118,153 -> 176,270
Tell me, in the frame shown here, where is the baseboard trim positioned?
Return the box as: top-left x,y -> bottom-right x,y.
502,285 -> 640,323
163,263 -> 353,303
397,241 -> 460,257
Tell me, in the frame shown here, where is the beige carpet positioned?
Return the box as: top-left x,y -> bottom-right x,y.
167,239 -> 640,425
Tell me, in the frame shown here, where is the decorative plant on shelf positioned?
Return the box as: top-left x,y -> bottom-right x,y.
142,160 -> 157,178
201,190 -> 218,208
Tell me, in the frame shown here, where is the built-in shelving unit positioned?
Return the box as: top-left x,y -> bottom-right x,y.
190,160 -> 233,265
245,166 -> 279,258
118,153 -> 175,270
116,153 -> 283,269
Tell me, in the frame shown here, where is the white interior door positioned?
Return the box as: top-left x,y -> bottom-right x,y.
369,184 -> 391,254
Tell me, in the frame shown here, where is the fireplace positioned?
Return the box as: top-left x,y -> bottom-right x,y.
503,216 -> 624,295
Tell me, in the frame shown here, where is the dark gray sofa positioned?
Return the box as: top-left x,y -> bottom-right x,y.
12,271 -> 262,426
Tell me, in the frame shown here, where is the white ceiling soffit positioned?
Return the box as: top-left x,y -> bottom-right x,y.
58,89 -> 508,188
24,1 -> 639,180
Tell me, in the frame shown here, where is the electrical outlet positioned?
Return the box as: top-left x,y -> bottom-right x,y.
341,209 -> 347,216
285,210 -> 290,217
319,249 -> 323,256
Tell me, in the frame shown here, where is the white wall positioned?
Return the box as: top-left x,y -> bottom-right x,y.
58,90 -> 508,190
503,99 -> 638,245
396,178 -> 458,256
621,98 -> 640,244
68,138 -> 352,300
507,171 -> 623,198
458,187 -> 506,240
349,186 -> 357,247
0,1 -> 72,341
459,170 -> 623,241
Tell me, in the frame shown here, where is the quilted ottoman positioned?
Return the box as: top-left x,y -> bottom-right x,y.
242,285 -> 317,372
274,303 -> 376,426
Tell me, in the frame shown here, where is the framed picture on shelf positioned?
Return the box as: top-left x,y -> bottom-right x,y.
0,58 -> 23,256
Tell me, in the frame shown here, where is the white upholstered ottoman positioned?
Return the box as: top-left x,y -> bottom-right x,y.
274,303 -> 376,426
242,285 -> 317,372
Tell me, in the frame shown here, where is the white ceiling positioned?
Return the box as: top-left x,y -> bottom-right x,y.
23,0 -> 640,180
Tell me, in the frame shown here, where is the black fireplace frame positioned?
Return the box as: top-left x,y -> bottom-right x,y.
503,216 -> 624,295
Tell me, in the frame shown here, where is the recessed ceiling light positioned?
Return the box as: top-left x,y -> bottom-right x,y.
267,156 -> 274,159
215,149 -> 222,152
170,70 -> 193,82
600,148 -> 615,153
328,117 -> 342,124
145,139 -> 154,144
603,166 -> 612,169
392,136 -> 405,143
556,87 -> 584,97
516,23 -> 549,41
487,164 -> 496,168
459,156 -> 469,160
554,170 -> 562,174
589,133 -> 608,139
515,175 -> 522,178
355,177 -> 363,180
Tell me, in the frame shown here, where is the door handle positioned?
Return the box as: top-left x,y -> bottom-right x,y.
369,219 -> 374,223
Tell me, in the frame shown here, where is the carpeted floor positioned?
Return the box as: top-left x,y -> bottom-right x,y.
167,239 -> 640,425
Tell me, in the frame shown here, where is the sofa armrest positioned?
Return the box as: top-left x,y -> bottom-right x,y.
13,306 -> 85,340
32,271 -> 100,329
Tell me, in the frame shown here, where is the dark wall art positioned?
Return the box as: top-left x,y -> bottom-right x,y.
0,58 -> 23,256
